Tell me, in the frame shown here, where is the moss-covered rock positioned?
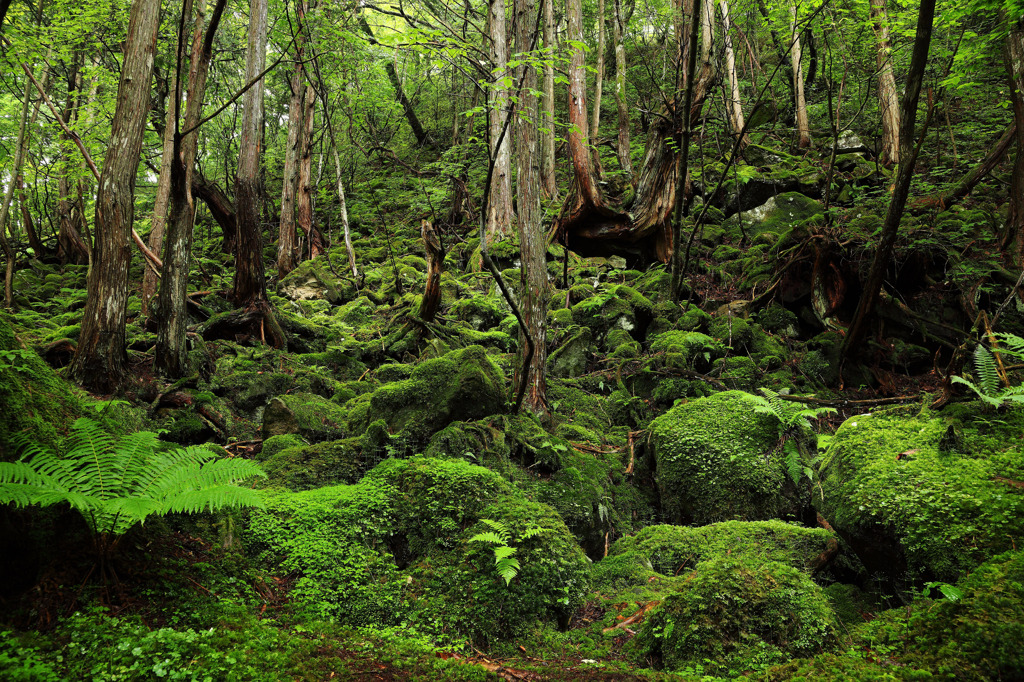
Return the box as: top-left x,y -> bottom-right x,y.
449,294 -> 504,331
260,437 -> 366,490
261,392 -> 348,442
261,433 -> 306,459
352,345 -> 506,443
0,313 -> 79,457
606,520 -> 834,579
818,404 -> 1024,582
247,456 -> 588,641
649,391 -> 795,524
547,327 -> 594,378
632,557 -> 836,675
649,330 -> 725,372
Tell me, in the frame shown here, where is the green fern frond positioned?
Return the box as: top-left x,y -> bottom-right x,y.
996,333 -> 1024,359
470,531 -> 504,545
496,557 -> 521,585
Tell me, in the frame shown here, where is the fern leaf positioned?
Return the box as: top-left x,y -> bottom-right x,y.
496,557 -> 521,585
996,333 -> 1024,360
470,531 -> 504,545
493,545 -> 518,561
974,345 -> 1000,397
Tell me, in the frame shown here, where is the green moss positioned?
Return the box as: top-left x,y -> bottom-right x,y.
649,391 -> 795,524
818,405 -> 1024,581
632,557 -> 836,675
606,521 -> 835,580
0,313 -> 79,456
547,327 -> 594,378
261,437 -> 366,490
449,295 -> 505,330
757,304 -> 799,335
261,434 -> 306,459
714,355 -> 761,389
649,331 -> 724,371
261,392 -> 348,442
359,345 -> 506,442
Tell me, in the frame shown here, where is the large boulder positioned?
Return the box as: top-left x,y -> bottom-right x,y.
818,403 -> 1024,582
649,391 -> 797,524
346,345 -> 506,443
631,557 -> 836,675
261,392 -> 347,442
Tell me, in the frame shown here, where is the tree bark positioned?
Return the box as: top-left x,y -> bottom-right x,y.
842,0 -> 936,359
357,15 -> 430,146
719,0 -> 748,149
0,66 -> 36,305
143,70 -> 178,319
419,219 -> 443,322
331,143 -> 359,279
871,0 -> 900,166
1004,13 -> 1024,265
69,0 -> 160,393
790,1 -> 811,149
192,173 -> 236,251
567,0 -> 601,209
590,0 -> 607,178
541,0 -> 557,197
277,55 -> 305,275
16,177 -> 45,258
232,0 -> 274,320
612,0 -> 634,184
487,0 -> 513,245
514,0 -> 548,415
155,0 -> 226,378
296,82 -> 322,258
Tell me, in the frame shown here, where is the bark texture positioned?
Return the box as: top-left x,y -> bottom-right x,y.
418,219 -> 443,322
487,0 -> 513,245
514,0 -> 548,415
541,0 -> 557,197
69,0 -> 161,392
790,1 -> 811,149
613,0 -> 634,183
1005,14 -> 1024,265
871,0 -> 900,166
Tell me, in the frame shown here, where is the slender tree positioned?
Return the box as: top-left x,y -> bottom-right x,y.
487,0 -> 513,245
590,0 -> 607,178
612,0 -> 634,183
541,0 -> 557,197
514,0 -> 549,415
719,0 -> 748,149
790,0 -> 811,149
1004,12 -> 1024,265
871,0 -> 899,166
69,0 -> 161,393
154,0 -> 227,378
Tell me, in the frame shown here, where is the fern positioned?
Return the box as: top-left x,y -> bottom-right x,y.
952,341 -> 1024,409
0,418 -> 267,561
470,518 -> 550,586
748,389 -> 835,485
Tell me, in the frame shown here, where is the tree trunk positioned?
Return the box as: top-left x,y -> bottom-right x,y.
613,0 -> 634,184
590,0 -> 607,177
842,0 -> 936,359
296,82 -> 322,259
143,70 -> 178,319
154,0 -> 226,378
419,219 -> 443,322
541,0 -> 558,197
514,0 -> 548,415
192,173 -> 236,251
57,56 -> 90,266
69,0 -> 160,393
331,143 -> 359,279
233,0 -> 271,312
487,0 -> 513,245
700,0 -> 714,67
357,16 -> 430,146
719,0 -> 748,149
277,59 -> 304,275
567,0 -> 601,209
16,177 -> 46,258
871,0 -> 900,167
1004,13 -> 1024,265
790,1 -> 811,149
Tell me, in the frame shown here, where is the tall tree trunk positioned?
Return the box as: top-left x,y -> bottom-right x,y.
612,0 -> 633,184
419,219 -> 443,321
700,0 -> 714,66
143,71 -> 178,319
514,0 -> 548,415
842,0 -> 936,359
155,0 -> 226,378
16,177 -> 45,258
357,16 -> 430,146
871,0 -> 899,167
590,0 -> 607,178
719,0 -> 748,149
56,56 -> 90,266
277,60 -> 304,275
567,0 -> 601,208
487,0 -> 513,245
296,82 -> 322,258
69,0 -> 160,393
1004,13 -> 1024,265
331,143 -> 359,279
233,0 -> 271,311
790,1 -> 811,149
541,0 -> 557,197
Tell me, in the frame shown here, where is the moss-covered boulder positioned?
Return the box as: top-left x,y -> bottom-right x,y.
606,521 -> 835,579
649,330 -> 725,372
818,404 -> 1024,582
649,391 -> 795,524
547,327 -> 594,378
261,392 -> 347,442
278,259 -> 356,304
571,285 -> 653,342
632,557 -> 836,675
259,437 -> 366,490
246,456 -> 589,641
353,345 -> 506,443
0,313 -> 79,457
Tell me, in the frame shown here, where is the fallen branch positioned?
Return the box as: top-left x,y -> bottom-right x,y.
602,600 -> 662,634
